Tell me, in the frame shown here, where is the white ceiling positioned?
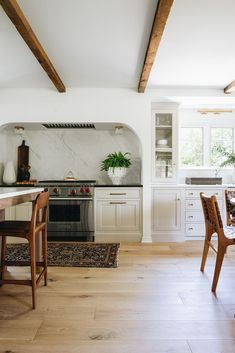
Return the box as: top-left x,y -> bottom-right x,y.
0,0 -> 235,92
0,0 -> 156,89
148,0 -> 235,89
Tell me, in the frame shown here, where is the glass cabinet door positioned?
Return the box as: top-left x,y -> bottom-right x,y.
153,111 -> 177,182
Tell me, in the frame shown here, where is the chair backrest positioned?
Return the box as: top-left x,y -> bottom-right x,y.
200,192 -> 226,242
30,191 -> 49,234
225,189 -> 235,226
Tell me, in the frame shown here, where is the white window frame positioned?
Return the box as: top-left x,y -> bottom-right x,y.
179,122 -> 235,170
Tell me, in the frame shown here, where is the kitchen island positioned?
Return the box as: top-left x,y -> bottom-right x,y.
0,187 -> 43,209
0,187 -> 43,253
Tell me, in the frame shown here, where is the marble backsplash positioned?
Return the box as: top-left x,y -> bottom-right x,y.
0,127 -> 142,184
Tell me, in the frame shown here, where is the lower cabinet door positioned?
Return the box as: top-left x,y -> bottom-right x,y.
152,188 -> 181,231
5,202 -> 32,221
96,200 -> 140,232
117,200 -> 140,231
15,202 -> 32,221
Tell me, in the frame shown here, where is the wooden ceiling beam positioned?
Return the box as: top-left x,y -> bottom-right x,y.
224,80 -> 235,94
0,0 -> 66,92
138,0 -> 174,93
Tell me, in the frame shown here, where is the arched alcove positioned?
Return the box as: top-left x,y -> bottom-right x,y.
0,122 -> 142,184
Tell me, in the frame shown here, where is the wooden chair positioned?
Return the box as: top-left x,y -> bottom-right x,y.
200,192 -> 235,292
0,191 -> 49,309
224,189 -> 235,226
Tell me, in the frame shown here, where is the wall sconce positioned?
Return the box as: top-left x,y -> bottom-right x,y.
115,126 -> 123,135
14,126 -> 25,135
197,109 -> 233,115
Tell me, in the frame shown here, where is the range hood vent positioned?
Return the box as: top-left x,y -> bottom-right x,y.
42,123 -> 96,129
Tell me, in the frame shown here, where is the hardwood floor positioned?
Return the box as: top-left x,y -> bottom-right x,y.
1,241 -> 235,352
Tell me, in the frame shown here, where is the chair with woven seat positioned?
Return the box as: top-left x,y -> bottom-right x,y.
200,192 -> 235,292
224,189 -> 235,226
0,191 -> 49,309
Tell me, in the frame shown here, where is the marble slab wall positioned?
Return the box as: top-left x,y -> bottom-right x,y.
1,127 -> 141,184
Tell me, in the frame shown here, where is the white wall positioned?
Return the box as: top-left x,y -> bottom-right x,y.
0,88 -> 152,241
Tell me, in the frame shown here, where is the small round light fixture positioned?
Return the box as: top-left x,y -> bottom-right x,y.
14,126 -> 25,135
115,125 -> 123,135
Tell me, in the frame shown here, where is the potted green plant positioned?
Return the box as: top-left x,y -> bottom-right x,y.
215,146 -> 235,183
101,152 -> 131,185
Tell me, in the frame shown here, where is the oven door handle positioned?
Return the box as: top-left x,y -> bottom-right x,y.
49,197 -> 93,201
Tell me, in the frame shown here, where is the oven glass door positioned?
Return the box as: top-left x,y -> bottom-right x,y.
48,198 -> 93,232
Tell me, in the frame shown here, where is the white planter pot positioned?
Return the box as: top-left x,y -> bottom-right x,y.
108,167 -> 127,185
3,161 -> 16,185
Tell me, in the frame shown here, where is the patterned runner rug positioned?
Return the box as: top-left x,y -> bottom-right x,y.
6,242 -> 120,268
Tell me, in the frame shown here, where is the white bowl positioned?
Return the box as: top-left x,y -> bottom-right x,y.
157,139 -> 168,146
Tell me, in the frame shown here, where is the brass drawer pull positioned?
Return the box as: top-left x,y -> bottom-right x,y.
188,215 -> 194,218
109,202 -> 127,205
188,203 -> 194,206
188,227 -> 193,230
109,193 -> 127,195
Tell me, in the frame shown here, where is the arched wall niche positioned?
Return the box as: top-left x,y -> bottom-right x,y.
0,122 -> 142,184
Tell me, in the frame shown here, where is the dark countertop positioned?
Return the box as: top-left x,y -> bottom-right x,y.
0,183 -> 37,187
0,183 -> 143,188
95,184 -> 143,187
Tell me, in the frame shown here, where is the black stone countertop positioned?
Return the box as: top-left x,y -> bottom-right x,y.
0,183 -> 37,187
95,184 -> 143,187
0,183 -> 143,187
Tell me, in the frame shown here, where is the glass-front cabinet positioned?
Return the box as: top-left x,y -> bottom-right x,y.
152,107 -> 178,182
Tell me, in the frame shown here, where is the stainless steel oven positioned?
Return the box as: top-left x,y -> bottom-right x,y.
38,180 -> 95,241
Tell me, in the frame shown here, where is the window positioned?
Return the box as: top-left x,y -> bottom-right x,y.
180,127 -> 203,167
179,125 -> 234,168
210,128 -> 233,166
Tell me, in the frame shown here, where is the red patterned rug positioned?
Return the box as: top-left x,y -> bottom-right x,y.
6,242 -> 120,268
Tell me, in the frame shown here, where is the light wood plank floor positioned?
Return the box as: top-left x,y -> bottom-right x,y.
1,241 -> 235,352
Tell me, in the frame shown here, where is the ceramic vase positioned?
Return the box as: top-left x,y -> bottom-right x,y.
3,161 -> 16,185
108,167 -> 127,185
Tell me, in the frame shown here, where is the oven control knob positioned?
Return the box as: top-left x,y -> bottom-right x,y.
44,187 -> 48,192
71,189 -> 77,196
85,187 -> 90,194
53,187 -> 59,194
80,187 -> 85,193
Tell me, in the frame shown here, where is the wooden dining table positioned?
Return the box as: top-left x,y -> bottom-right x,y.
0,187 -> 43,255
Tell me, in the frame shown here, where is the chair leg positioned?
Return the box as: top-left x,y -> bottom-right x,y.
200,229 -> 212,272
0,236 -> 6,283
29,235 -> 37,309
42,228 -> 48,286
211,245 -> 226,293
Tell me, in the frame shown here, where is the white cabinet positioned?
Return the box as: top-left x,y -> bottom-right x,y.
152,188 -> 182,238
152,106 -> 178,183
5,202 -> 32,244
5,202 -> 32,221
184,188 -> 224,237
95,187 -> 142,242
151,185 -> 227,241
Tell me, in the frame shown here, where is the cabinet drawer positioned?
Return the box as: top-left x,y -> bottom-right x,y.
185,199 -> 223,210
95,188 -> 141,199
185,189 -> 223,199
185,223 -> 205,235
185,211 -> 204,223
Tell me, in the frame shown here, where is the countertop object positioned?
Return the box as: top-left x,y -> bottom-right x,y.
17,140 -> 30,181
185,177 -> 222,185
